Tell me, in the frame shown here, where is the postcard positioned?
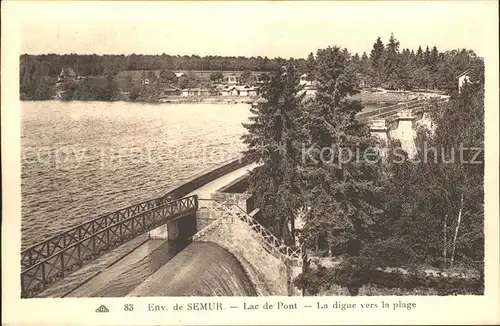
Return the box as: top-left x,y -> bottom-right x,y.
2,1 -> 499,325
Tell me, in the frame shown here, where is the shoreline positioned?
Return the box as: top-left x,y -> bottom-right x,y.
20,96 -> 259,105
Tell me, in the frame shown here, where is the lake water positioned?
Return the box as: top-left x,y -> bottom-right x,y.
21,101 -> 251,249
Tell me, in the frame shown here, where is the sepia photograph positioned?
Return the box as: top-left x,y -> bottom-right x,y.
2,1 -> 499,325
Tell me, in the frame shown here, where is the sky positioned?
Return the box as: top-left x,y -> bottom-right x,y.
11,1 -> 497,59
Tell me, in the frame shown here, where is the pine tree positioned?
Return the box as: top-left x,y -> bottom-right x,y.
428,46 -> 440,88
242,64 -> 306,245
383,33 -> 401,89
430,46 -> 439,68
424,46 -> 432,66
397,48 -> 415,90
300,46 -> 383,256
351,53 -> 361,74
305,52 -> 316,81
360,52 -> 371,82
416,46 -> 424,68
370,37 -> 385,87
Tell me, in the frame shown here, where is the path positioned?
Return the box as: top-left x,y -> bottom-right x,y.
187,162 -> 258,199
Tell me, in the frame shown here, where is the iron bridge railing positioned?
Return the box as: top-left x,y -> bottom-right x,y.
357,97 -> 448,121
20,195 -> 197,298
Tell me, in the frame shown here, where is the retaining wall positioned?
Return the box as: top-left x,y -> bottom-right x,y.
195,216 -> 289,296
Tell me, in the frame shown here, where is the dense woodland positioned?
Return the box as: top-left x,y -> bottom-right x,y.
20,34 -> 481,101
243,39 -> 484,295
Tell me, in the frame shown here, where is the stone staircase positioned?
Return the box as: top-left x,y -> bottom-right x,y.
192,200 -> 302,266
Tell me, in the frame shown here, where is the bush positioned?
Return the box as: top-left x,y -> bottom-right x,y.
294,258 -> 484,296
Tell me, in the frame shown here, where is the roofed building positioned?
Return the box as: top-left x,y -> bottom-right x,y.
456,69 -> 472,94
57,68 -> 77,83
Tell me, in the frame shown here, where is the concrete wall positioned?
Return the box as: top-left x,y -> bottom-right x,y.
195,191 -> 252,235
387,111 -> 417,158
370,111 -> 418,159
149,155 -> 254,239
196,205 -> 221,231
195,216 -> 290,296
369,119 -> 390,146
211,192 -> 253,213
194,191 -> 303,296
149,213 -> 197,240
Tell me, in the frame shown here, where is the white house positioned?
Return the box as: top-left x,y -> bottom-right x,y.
246,87 -> 259,97
181,88 -> 202,97
299,73 -> 313,86
239,88 -> 249,97
234,85 -> 259,97
57,68 -> 77,84
221,86 -> 239,96
226,75 -> 240,85
456,69 -> 471,93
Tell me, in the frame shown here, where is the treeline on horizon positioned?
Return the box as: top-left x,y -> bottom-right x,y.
20,34 -> 482,100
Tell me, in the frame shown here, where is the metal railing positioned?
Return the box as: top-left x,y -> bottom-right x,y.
21,194 -> 175,270
358,98 -> 448,121
21,195 -> 197,298
194,199 -> 302,262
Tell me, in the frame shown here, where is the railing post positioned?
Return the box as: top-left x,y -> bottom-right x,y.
41,263 -> 46,287
60,251 -> 65,276
91,222 -> 96,254
21,273 -> 25,298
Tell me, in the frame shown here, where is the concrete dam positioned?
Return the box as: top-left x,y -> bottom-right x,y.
128,242 -> 257,297
25,156 -> 301,298
21,97 -> 446,298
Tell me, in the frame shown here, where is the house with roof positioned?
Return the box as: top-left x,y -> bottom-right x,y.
299,73 -> 314,86
235,85 -> 259,97
246,87 -> 259,97
57,68 -> 77,84
225,75 -> 240,85
222,86 -> 240,96
456,69 -> 472,93
181,88 -> 212,97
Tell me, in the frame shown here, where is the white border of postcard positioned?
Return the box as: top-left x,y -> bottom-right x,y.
2,1 -> 499,325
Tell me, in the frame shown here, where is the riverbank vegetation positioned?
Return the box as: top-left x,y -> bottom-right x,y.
20,34 -> 481,101
242,37 -> 484,295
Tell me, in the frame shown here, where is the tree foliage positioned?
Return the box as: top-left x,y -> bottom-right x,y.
240,70 -> 255,85
375,61 -> 485,271
299,46 -> 384,254
242,64 -> 306,245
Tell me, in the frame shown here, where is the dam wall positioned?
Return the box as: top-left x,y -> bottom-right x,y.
194,213 -> 289,296
127,242 -> 258,297
149,155 -> 254,240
